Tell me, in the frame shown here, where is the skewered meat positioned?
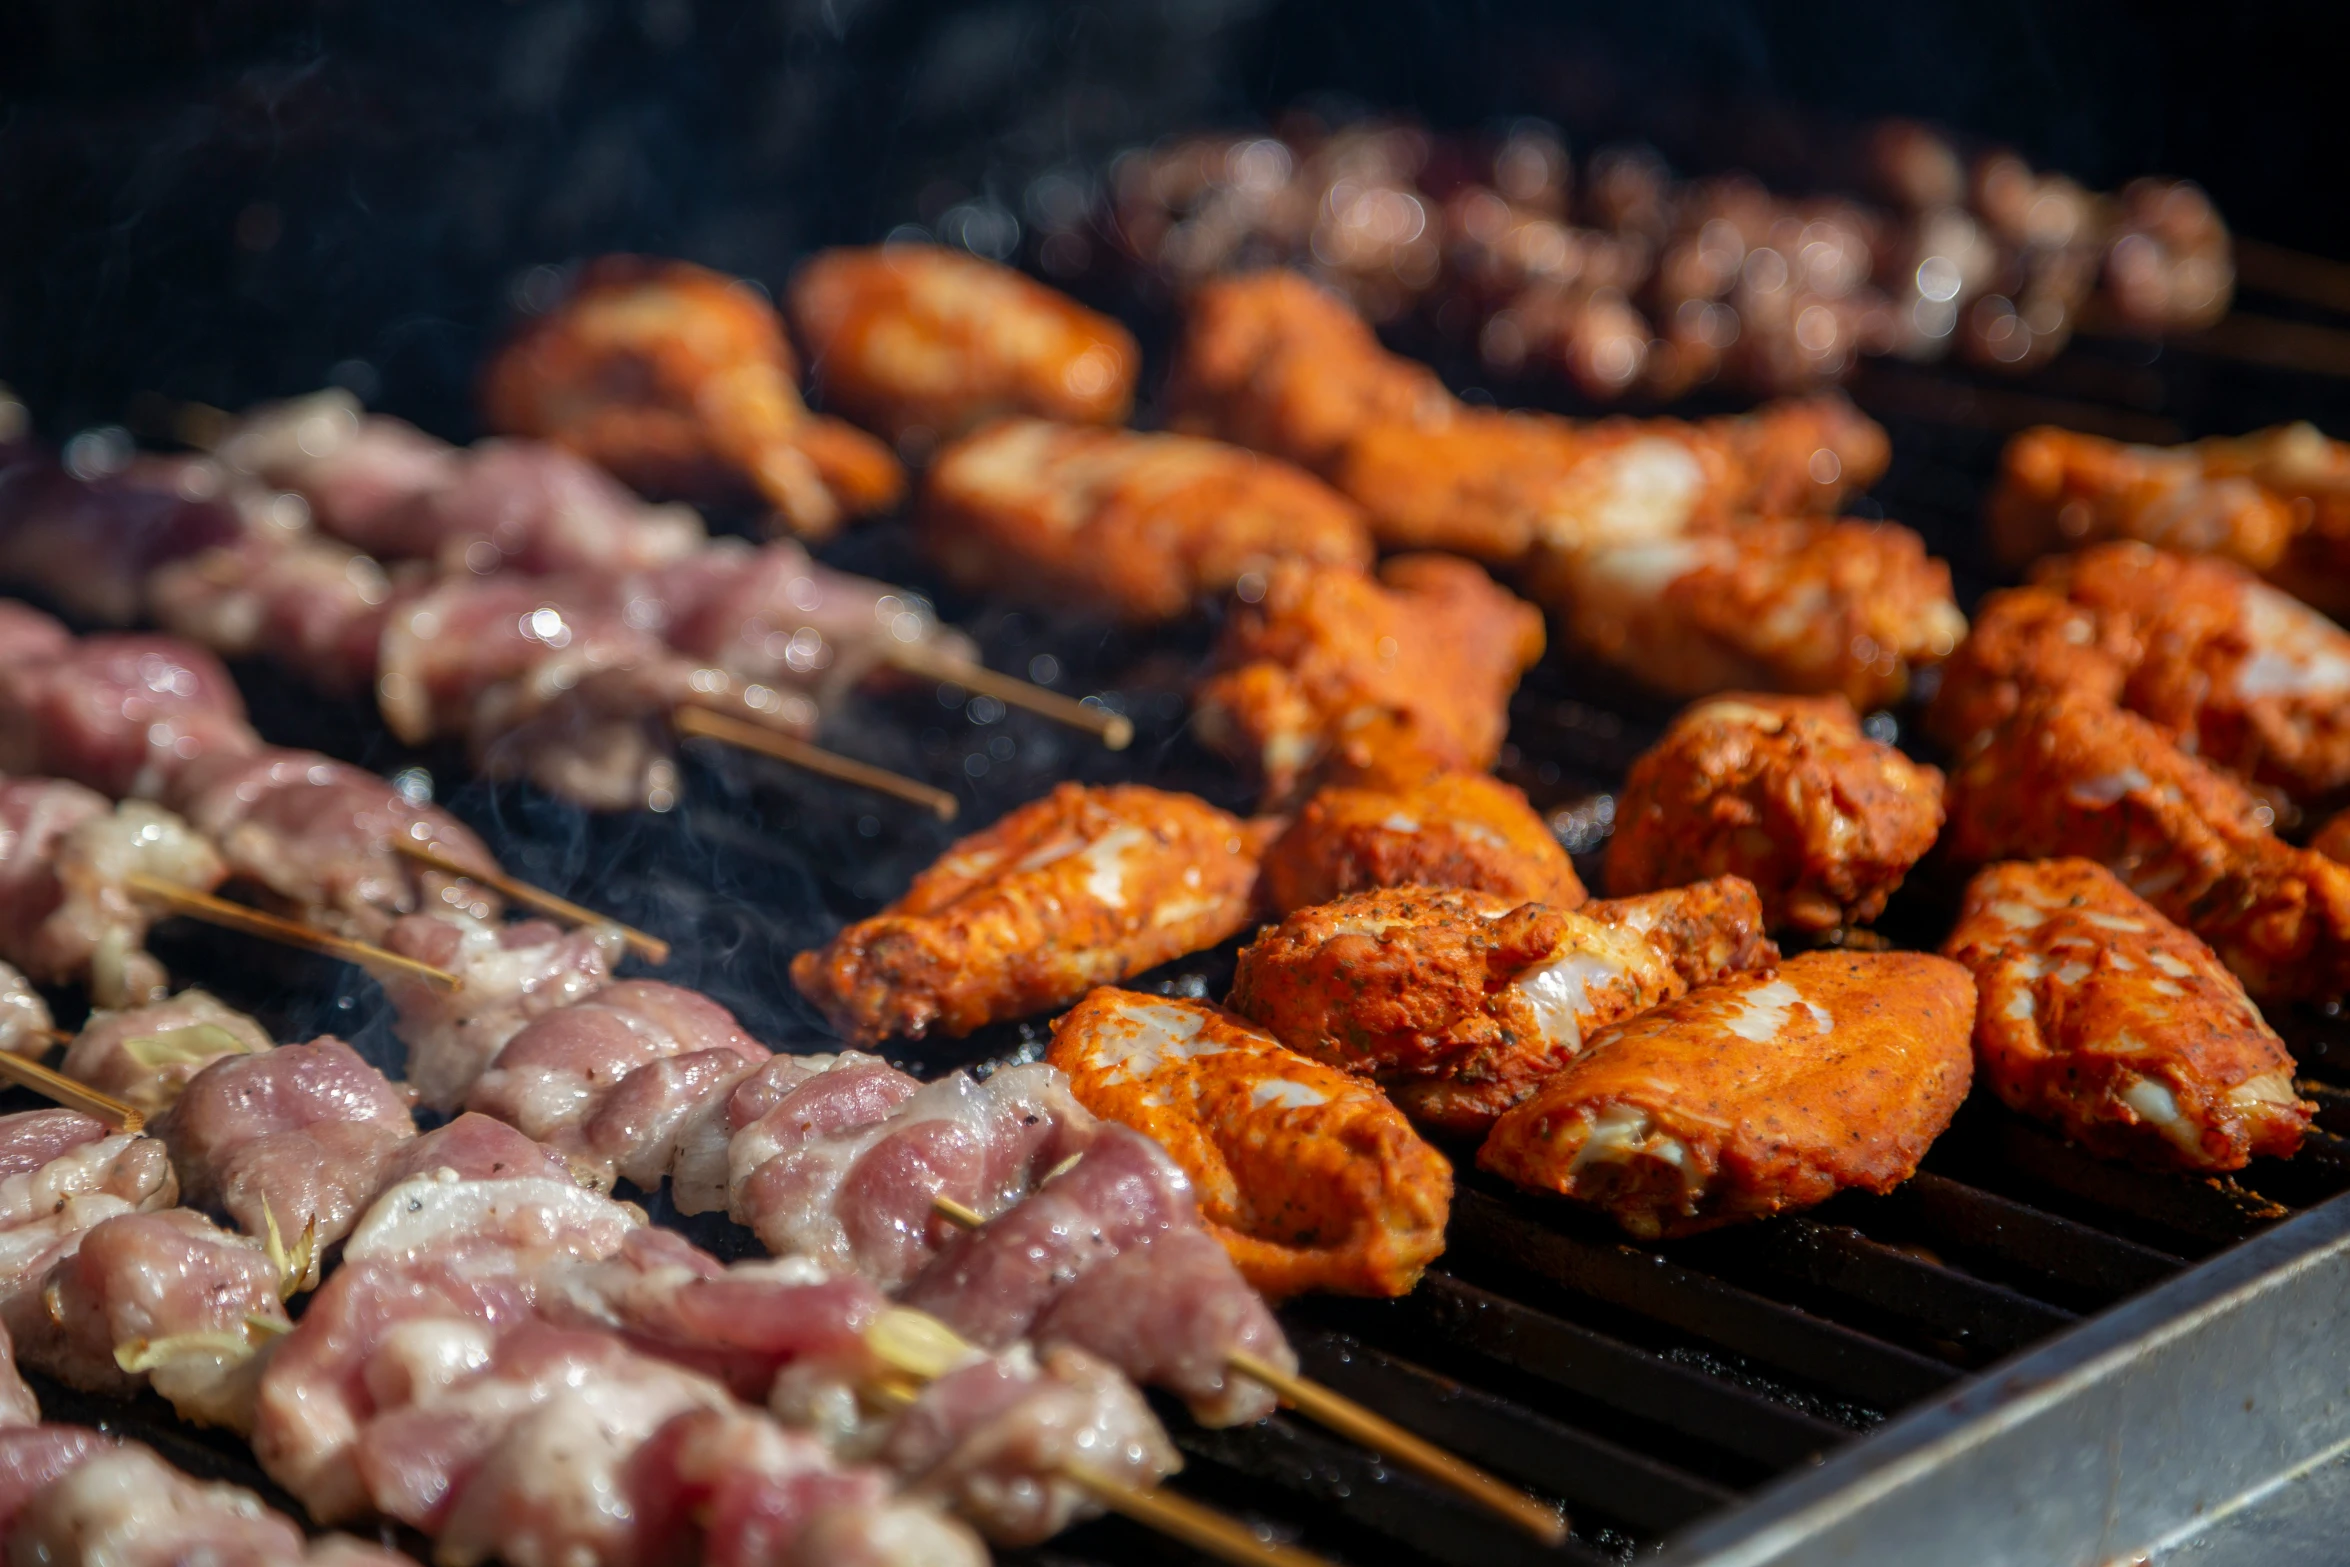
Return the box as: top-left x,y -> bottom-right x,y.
11,1444 -> 302,1567
0,440 -> 241,626
373,913 -> 625,1111
2103,179 -> 2234,334
0,962 -> 50,1058
160,1036 -> 419,1269
1928,542 -> 2350,807
0,628 -> 255,804
792,782 -> 1271,1044
1607,694 -> 1944,932
1480,950 -> 1975,1238
1522,516 -> 1966,710
725,1055 -> 1095,1290
1943,859 -> 2309,1170
468,980 -> 766,1156
787,245 -> 1140,448
0,1111 -> 175,1230
1327,395 -> 1888,561
1191,554 -> 1546,807
1940,691 -> 2350,1005
1047,988 -> 1452,1298
481,256 -> 905,539
1164,268 -> 1452,472
1229,878 -> 1777,1134
60,990 -> 273,1119
0,778 -> 227,1007
919,418 -> 1375,624
1986,425 -> 2306,580
901,1124 -> 1293,1427
168,746 -> 501,936
147,532 -> 411,697
578,1049 -> 764,1214
1259,769 -> 1585,914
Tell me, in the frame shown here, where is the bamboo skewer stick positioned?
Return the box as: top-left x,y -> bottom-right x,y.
885,641 -> 1134,751
929,1193 -> 1566,1544
23,1027 -> 71,1059
392,841 -> 670,964
674,704 -> 959,819
124,874 -> 463,990
2233,238 -> 2350,319
0,1050 -> 144,1134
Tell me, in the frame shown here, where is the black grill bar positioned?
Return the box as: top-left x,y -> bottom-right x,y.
1320,1272 -> 1852,1470
1449,1189 -> 1960,1410
1888,1173 -> 2184,1305
1287,1326 -> 1737,1534
1929,1117 -> 2292,1249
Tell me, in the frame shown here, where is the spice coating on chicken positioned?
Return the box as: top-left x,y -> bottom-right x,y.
1941,691 -> 2350,1005
1480,950 -> 1975,1238
793,783 -> 1272,1044
1929,542 -> 2350,806
1260,770 -> 1585,914
1229,878 -> 1777,1134
1047,988 -> 1452,1298
1163,269 -> 1453,472
1327,395 -> 1887,561
1193,555 -> 1546,808
918,418 -> 1374,625
787,245 -> 1139,447
480,256 -> 904,539
1608,695 -> 1944,932
1523,516 -> 1966,710
1988,424 -> 2301,576
1944,859 -> 2309,1170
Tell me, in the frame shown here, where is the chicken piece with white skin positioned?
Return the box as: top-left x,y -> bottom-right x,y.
726,1054 -> 1097,1290
0,962 -> 51,1058
1230,878 -> 1778,1135
1607,694 -> 1945,932
793,782 -> 1273,1044
1481,951 -> 1976,1238
1943,859 -> 2310,1170
0,778 -> 227,1008
60,990 -> 274,1121
1047,989 -> 1453,1299
1522,516 -> 1968,711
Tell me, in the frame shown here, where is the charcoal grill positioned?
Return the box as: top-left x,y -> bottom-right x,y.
9,4 -> 2350,1564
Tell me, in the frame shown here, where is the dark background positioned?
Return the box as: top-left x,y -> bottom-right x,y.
4,0 -> 2347,437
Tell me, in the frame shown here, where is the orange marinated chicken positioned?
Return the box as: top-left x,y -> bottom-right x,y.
1522,516 -> 1967,711
786,245 -> 1140,449
1192,555 -> 1546,808
1988,424 -> 2312,579
918,419 -> 1374,624
1929,542 -> 2350,807
1944,859 -> 2310,1171
1047,988 -> 1453,1298
480,256 -> 903,539
791,783 -> 1273,1044
1941,690 -> 2350,1005
1163,269 -> 1454,472
1327,395 -> 1888,561
2314,806 -> 2350,868
1259,770 -> 1585,915
1228,878 -> 1776,1135
1479,950 -> 1975,1239
1608,694 -> 1944,932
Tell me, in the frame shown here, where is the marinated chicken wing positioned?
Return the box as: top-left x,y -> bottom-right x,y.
1163,270 -> 1453,472
792,783 -> 1273,1044
786,245 -> 1139,448
1608,694 -> 1944,932
1228,878 -> 1776,1134
1328,396 -> 1888,561
1479,950 -> 1974,1238
1260,770 -> 1584,914
1046,988 -> 1452,1298
480,256 -> 903,539
1929,542 -> 2350,807
918,419 -> 1373,624
1987,424 -> 2301,577
1522,516 -> 1966,710
1944,859 -> 2309,1170
1942,690 -> 2350,1004
1192,555 -> 1545,807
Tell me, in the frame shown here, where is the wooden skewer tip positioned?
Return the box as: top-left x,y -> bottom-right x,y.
674,704 -> 959,819
887,644 -> 1135,751
394,840 -> 671,965
0,1050 -> 144,1134
125,874 -> 462,991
